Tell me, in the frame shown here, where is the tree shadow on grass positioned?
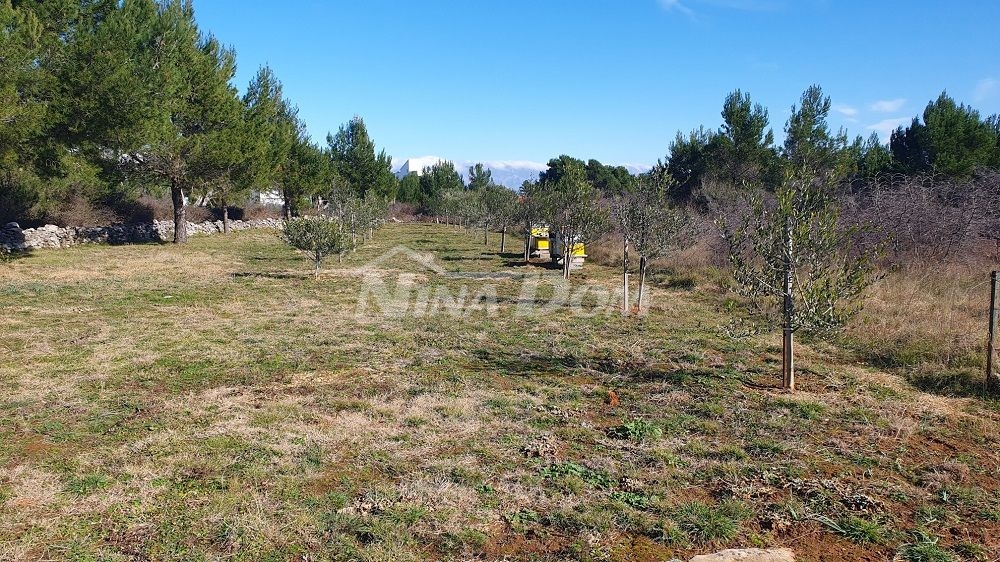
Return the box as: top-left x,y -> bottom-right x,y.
1,248 -> 33,267
231,271 -> 312,280
440,255 -> 491,262
502,259 -> 560,270
906,368 -> 1000,401
247,255 -> 289,262
491,251 -> 524,260
471,347 -> 729,387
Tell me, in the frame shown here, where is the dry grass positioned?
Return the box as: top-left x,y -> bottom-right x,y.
0,224 -> 998,561
847,259 -> 998,396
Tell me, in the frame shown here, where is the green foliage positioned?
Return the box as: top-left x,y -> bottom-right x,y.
242,66 -> 302,217
897,531 -> 957,562
328,116 -> 397,200
282,217 -> 350,273
66,473 -> 110,496
714,89 -> 780,188
610,490 -> 658,509
585,159 -> 633,196
542,156 -> 611,278
419,160 -> 465,214
467,163 -> 493,191
814,515 -> 891,544
783,84 -> 851,181
0,1 -> 58,223
607,418 -> 663,441
538,154 -> 587,185
672,500 -> 747,544
891,92 -> 999,178
660,126 -> 715,203
613,172 -> 689,309
721,173 -> 881,336
479,182 -> 518,241
60,0 -> 243,242
397,173 -> 421,204
540,461 -> 614,490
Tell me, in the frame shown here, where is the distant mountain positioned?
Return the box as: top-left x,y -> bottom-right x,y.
394,156 -> 546,188
393,156 -> 651,189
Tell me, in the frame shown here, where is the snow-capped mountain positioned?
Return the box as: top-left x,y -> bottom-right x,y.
393,156 -> 650,189
394,156 -> 546,188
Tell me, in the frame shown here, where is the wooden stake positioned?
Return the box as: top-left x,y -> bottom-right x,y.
987,270 -> 998,391
782,219 -> 795,391
622,236 -> 629,317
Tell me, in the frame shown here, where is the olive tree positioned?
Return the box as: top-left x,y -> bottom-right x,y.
544,161 -> 611,279
518,180 -> 545,262
480,183 -> 519,252
282,216 -> 350,274
720,171 -> 880,390
613,174 -> 687,314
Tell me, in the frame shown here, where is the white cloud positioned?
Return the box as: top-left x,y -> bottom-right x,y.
659,0 -> 780,16
833,104 -> 859,121
865,117 -> 911,141
701,0 -> 782,10
870,98 -> 906,113
658,0 -> 694,16
974,78 -> 999,102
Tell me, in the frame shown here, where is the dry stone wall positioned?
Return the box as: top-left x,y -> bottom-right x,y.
0,219 -> 283,251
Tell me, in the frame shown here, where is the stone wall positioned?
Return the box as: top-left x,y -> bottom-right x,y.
0,219 -> 283,251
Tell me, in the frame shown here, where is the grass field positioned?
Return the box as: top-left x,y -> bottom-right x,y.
1,223 -> 998,562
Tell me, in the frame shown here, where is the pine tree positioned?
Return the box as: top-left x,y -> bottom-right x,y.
243,66 -> 300,218
63,0 -> 241,243
467,163 -> 493,191
328,116 -> 396,200
782,85 -> 850,183
715,89 -> 780,188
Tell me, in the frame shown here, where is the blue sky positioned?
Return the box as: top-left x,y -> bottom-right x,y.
193,0 -> 1000,168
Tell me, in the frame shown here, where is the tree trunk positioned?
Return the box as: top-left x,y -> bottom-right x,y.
562,238 -> 571,279
782,219 -> 795,391
637,256 -> 648,314
483,225 -> 488,246
351,212 -> 357,252
524,227 -> 530,263
222,196 -> 229,234
171,182 -> 188,244
501,227 -> 507,253
622,237 -> 630,316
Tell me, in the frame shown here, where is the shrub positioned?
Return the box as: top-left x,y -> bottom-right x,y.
815,515 -> 892,544
607,418 -> 663,441
672,500 -> 747,544
282,217 -> 350,273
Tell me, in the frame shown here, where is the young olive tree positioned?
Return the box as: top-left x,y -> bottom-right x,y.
359,191 -> 389,242
613,174 -> 687,315
518,180 -> 545,263
720,171 -> 880,390
480,183 -> 518,252
282,216 -> 350,274
544,161 -> 611,279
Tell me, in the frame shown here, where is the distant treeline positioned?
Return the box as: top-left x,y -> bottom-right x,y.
0,0 -> 397,240
650,86 -> 1000,205
3,1 -> 999,252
